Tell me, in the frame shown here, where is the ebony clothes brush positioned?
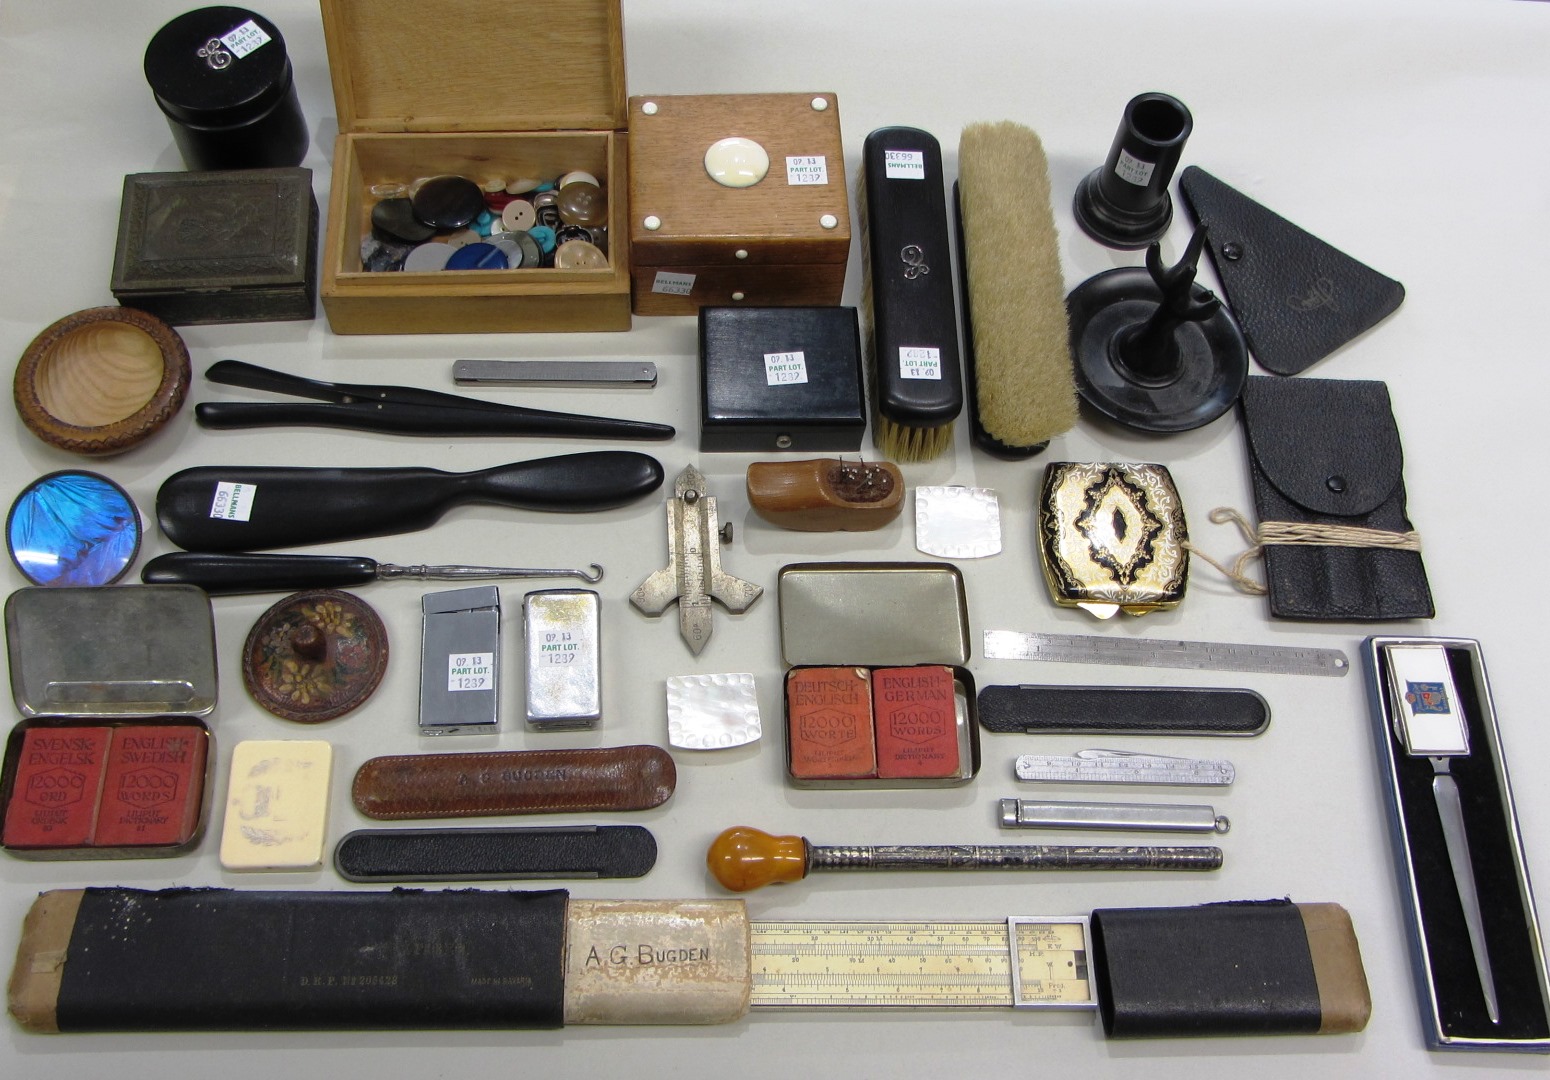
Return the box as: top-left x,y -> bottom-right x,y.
860,127 -> 963,462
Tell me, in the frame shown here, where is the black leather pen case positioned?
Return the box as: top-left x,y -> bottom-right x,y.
978,684 -> 1269,736
334,825 -> 657,882
1239,376 -> 1432,621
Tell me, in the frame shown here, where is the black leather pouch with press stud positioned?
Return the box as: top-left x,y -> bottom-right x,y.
1239,376 -> 1432,621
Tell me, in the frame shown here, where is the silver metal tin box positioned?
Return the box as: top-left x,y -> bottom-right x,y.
5,585 -> 217,718
777,562 -> 978,789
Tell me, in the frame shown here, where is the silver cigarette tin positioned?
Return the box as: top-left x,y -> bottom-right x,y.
5,585 -> 217,718
777,562 -> 969,668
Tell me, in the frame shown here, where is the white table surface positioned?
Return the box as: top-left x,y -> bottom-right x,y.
3,0 -> 1550,1076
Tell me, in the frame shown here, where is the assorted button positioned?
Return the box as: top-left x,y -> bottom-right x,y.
411,175 -> 486,230
554,239 -> 608,270
445,242 -> 509,271
361,170 -> 610,273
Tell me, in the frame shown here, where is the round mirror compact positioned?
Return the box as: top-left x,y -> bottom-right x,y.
6,470 -> 142,587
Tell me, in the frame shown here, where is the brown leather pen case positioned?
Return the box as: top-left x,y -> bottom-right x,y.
352,745 -> 677,820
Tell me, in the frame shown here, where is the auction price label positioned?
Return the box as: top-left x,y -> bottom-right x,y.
899,346 -> 942,380
764,351 -> 809,385
786,156 -> 829,185
447,653 -> 494,692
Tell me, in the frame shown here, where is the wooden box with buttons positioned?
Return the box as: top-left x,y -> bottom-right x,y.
318,0 -> 631,334
627,93 -> 851,315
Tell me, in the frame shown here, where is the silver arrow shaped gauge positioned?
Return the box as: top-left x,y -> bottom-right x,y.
630,464 -> 763,654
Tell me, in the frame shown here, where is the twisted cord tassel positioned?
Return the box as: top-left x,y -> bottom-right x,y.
1184,507 -> 1422,595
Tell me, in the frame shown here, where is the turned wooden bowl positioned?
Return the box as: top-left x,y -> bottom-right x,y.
13,306 -> 191,456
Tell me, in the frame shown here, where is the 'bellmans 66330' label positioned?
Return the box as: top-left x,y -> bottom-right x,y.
210,482 -> 256,521
884,150 -> 927,180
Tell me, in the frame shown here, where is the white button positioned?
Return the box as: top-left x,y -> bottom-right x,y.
820,214 -> 838,229
811,97 -> 829,111
735,249 -> 749,260
732,291 -> 746,301
704,137 -> 770,188
642,101 -> 659,115
559,170 -> 599,189
501,200 -> 536,232
644,215 -> 662,231
505,177 -> 542,195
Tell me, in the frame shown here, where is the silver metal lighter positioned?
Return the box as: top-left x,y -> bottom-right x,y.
523,589 -> 601,731
418,585 -> 501,736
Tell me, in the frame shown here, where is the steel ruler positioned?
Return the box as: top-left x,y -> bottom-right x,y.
1015,750 -> 1236,786
748,918 -> 1093,1009
983,629 -> 1350,677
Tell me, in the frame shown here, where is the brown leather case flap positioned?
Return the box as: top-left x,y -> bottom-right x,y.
352,744 -> 677,820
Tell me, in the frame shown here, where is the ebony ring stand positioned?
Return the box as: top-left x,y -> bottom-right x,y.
1066,226 -> 1248,433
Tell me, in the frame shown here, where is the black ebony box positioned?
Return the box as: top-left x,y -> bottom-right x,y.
111,167 -> 318,325
699,306 -> 865,452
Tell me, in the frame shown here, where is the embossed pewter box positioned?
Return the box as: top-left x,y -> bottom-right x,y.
628,93 -> 850,315
319,0 -> 630,334
1038,462 -> 1190,619
110,167 -> 318,325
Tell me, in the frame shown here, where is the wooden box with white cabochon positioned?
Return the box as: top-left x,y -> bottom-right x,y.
318,0 -> 631,334
627,93 -> 850,315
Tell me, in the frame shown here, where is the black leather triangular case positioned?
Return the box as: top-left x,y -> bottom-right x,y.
1181,167 -> 1404,376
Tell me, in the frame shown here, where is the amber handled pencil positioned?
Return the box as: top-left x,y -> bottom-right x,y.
706,825 -> 1222,892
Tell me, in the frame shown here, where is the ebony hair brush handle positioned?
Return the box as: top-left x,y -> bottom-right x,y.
156,451 -> 665,552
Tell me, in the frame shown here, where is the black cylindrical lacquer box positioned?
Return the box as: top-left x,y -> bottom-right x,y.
144,7 -> 308,171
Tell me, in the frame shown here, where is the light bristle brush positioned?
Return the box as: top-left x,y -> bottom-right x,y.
955,122 -> 1078,458
858,126 -> 963,462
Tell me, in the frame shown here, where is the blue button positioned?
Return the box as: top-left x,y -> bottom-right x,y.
529,225 -> 557,254
445,242 -> 510,270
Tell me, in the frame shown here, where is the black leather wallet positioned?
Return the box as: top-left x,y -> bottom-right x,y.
1239,375 -> 1432,620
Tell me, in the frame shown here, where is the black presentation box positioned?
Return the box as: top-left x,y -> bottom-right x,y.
699,306 -> 866,452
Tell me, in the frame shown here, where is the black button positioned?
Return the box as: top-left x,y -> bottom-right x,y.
412,175 -> 485,230
371,197 -> 435,243
1326,475 -> 1347,493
